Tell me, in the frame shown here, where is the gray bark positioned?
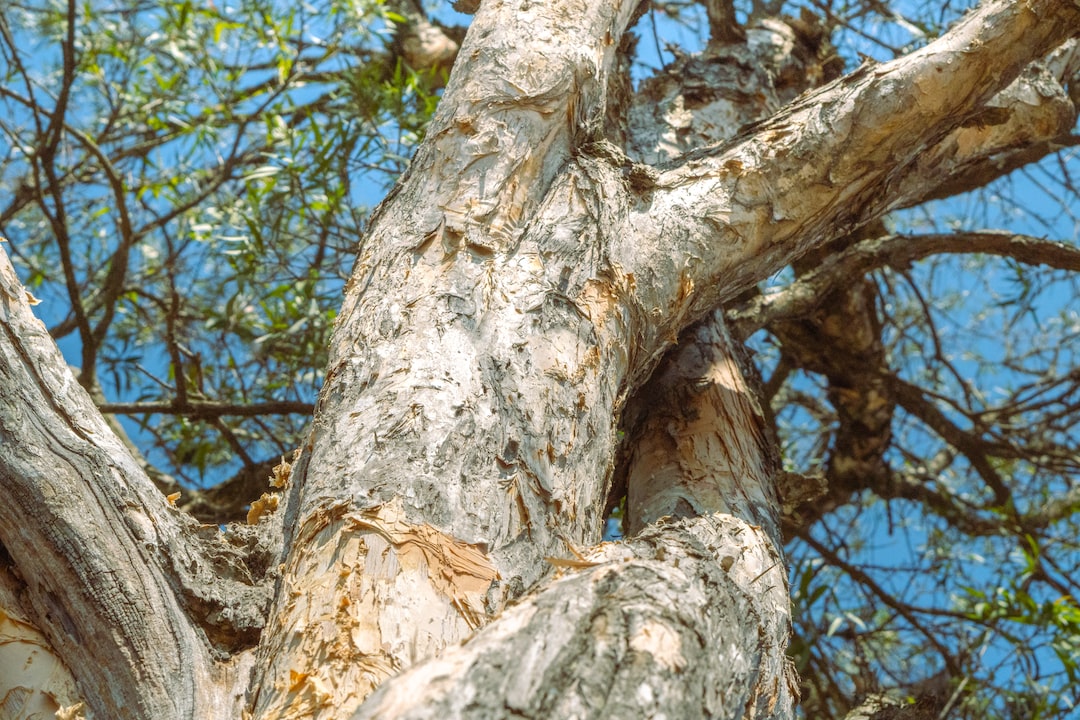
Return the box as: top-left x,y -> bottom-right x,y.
1,0 -> 1079,718
0,246 -> 278,718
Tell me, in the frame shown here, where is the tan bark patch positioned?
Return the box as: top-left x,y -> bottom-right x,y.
257,500 -> 496,720
246,493 -> 280,525
578,278 -> 618,327
255,500 -> 501,718
629,619 -> 687,672
0,607 -> 84,719
270,449 -> 300,489
348,501 -> 500,624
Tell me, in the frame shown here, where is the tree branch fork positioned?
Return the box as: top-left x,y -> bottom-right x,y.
1,0 -> 1079,716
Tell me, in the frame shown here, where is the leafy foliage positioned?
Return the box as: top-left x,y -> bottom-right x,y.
0,0 -> 442,485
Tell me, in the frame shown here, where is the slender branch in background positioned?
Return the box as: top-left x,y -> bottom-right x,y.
890,376 -> 1013,507
728,232 -> 1080,338
894,267 -> 977,410
24,0 -> 101,387
879,466 -> 1080,538
85,139 -> 136,350
250,413 -> 294,456
210,417 -> 255,467
162,231 -> 189,409
798,530 -> 964,679
648,2 -> 667,68
96,400 -> 314,418
883,469 -> 1003,536
805,0 -> 905,56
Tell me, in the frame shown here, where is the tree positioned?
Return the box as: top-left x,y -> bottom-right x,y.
2,0 -> 1079,718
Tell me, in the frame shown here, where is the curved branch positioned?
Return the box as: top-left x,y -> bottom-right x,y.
0,244 -> 275,718
621,0 -> 1080,327
253,2 -> 654,714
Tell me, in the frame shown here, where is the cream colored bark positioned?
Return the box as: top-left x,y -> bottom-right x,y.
0,564 -> 84,720
254,0 -> 1080,716
1,0 -> 1079,718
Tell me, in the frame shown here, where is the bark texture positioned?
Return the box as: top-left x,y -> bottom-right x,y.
352,515 -> 793,720
2,0 -> 1080,718
0,246 -> 277,717
350,312 -> 794,719
0,562 -> 84,719
253,1 -> 1080,715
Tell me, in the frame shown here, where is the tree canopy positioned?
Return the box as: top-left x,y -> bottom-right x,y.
1,0 -> 1079,718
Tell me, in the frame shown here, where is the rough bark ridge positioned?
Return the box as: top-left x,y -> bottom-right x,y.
254,0 -> 1080,716
1,0 -> 1079,718
349,313 -> 795,719
0,245 -> 275,719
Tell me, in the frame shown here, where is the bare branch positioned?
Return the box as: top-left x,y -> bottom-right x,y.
703,0 -> 745,44
891,377 -> 1012,507
97,399 -> 315,418
798,531 -> 963,678
893,39 -> 1080,207
728,231 -> 1080,337
885,468 -> 1080,536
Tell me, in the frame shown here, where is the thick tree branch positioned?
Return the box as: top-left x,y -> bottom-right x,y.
353,306 -> 795,716
0,244 -> 276,718
249,1 -> 1080,716
892,38 -> 1080,207
620,0 -> 1080,329
391,0 -> 464,77
619,311 -> 780,539
351,514 -> 796,720
625,10 -> 1078,534
0,560 -> 86,715
703,0 -> 745,44
253,3 -> 651,714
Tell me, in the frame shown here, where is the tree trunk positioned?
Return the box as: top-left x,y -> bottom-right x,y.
2,0 -> 1079,718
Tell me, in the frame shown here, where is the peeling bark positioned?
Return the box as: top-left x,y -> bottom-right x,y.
2,0 -> 1080,718
0,561 -> 84,719
352,514 -> 795,720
